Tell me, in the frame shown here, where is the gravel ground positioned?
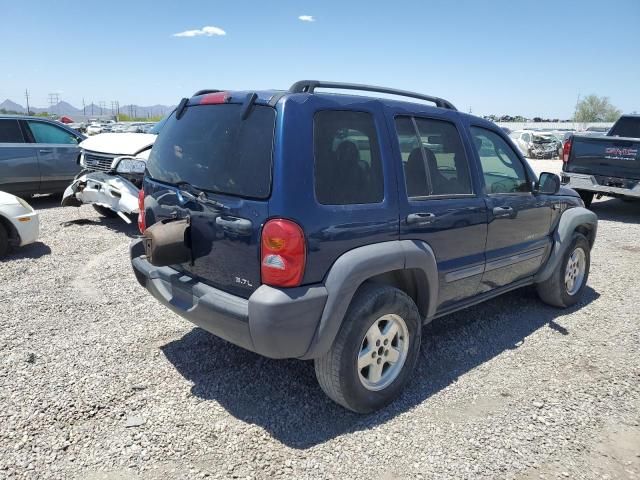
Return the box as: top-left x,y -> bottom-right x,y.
1,186 -> 639,480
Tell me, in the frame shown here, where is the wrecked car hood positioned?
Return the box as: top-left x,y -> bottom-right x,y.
79,133 -> 157,155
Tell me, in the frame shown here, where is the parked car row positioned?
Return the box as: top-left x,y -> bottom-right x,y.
66,120 -> 158,136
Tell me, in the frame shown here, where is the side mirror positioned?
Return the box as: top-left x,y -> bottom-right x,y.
536,172 -> 560,195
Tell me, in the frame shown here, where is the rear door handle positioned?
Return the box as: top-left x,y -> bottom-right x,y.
492,206 -> 514,218
406,212 -> 436,224
39,149 -> 53,154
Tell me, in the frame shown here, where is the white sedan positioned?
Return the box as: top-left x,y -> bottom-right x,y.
0,192 -> 40,258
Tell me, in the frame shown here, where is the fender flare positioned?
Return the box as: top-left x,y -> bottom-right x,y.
301,240 -> 438,359
535,207 -> 598,283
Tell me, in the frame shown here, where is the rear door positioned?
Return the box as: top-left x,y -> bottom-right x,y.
0,119 -> 40,195
144,101 -> 276,299
394,115 -> 488,309
24,120 -> 82,193
470,126 -> 552,291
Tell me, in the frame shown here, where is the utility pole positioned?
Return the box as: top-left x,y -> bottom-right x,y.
25,89 -> 31,115
82,98 -> 86,116
98,101 -> 106,116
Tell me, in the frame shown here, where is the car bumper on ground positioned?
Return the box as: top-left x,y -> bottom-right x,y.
62,172 -> 140,221
562,172 -> 640,198
129,238 -> 328,359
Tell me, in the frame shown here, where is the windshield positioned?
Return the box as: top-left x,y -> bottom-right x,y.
609,117 -> 640,138
146,104 -> 276,199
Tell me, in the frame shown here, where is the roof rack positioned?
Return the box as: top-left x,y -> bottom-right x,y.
289,80 -> 457,111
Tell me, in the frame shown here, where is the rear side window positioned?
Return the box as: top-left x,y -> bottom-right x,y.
609,117 -> 640,138
395,116 -> 472,197
0,119 -> 24,143
27,121 -> 78,144
147,104 -> 276,199
314,111 -> 384,205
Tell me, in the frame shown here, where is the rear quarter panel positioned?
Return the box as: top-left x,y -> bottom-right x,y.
269,95 -> 400,285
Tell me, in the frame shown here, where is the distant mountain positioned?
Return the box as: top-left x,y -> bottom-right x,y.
0,99 -> 175,118
0,99 -> 26,113
31,101 -> 82,116
118,104 -> 174,118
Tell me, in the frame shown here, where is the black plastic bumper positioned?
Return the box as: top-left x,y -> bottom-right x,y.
130,239 -> 328,359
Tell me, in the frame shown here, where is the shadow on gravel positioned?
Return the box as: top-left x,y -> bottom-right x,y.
590,198 -> 640,224
161,285 -> 599,450
23,194 -> 63,210
5,241 -> 51,260
60,217 -> 139,238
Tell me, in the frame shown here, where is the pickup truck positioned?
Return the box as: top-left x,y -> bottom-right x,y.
130,81 -> 598,413
562,114 -> 640,207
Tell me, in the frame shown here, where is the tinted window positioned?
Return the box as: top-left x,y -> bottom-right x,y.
471,127 -> 531,194
27,121 -> 78,144
314,111 -> 383,205
0,119 -> 24,143
147,104 -> 276,199
609,117 -> 640,138
395,116 -> 472,197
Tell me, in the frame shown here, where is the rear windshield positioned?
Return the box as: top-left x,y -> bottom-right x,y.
147,104 -> 276,199
609,117 -> 640,138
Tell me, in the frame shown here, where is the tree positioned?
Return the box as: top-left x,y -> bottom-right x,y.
574,95 -> 622,122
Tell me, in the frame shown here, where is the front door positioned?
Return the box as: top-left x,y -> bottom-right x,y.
394,115 -> 488,310
470,126 -> 552,292
25,120 -> 81,193
0,119 -> 40,195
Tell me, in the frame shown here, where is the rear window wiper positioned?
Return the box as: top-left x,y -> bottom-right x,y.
175,181 -> 228,210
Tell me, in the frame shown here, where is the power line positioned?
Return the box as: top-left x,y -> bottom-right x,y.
48,93 -> 60,116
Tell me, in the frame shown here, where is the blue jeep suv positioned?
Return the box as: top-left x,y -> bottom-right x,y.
130,81 -> 597,413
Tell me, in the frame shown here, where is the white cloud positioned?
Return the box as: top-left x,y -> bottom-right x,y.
172,26 -> 226,38
298,15 -> 315,22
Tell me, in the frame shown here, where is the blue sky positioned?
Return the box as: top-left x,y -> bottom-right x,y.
2,0 -> 639,118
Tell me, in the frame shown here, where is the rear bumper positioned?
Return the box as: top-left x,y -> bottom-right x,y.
62,172 -> 141,218
130,238 -> 328,359
562,172 -> 640,198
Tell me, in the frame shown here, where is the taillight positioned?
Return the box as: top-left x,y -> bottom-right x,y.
261,219 -> 306,288
562,137 -> 572,163
138,188 -> 146,233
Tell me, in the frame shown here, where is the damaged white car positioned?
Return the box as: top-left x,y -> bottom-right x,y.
61,117 -> 168,222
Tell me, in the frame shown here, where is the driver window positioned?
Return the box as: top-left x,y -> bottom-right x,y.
470,127 -> 530,194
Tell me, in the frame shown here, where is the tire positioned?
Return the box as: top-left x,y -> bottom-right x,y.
92,204 -> 118,218
536,232 -> 590,308
314,284 -> 422,413
576,190 -> 594,208
0,223 -> 8,259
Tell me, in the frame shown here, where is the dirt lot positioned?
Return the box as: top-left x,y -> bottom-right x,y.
1,170 -> 639,479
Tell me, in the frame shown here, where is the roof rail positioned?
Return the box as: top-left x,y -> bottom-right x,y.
288,80 -> 457,111
192,89 -> 224,96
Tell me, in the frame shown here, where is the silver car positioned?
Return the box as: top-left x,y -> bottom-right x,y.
0,116 -> 84,196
